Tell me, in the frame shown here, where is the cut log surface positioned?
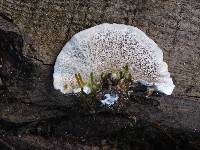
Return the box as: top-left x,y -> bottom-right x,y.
0,0 -> 200,150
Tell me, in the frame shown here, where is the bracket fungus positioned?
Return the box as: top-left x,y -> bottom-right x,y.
53,23 -> 175,96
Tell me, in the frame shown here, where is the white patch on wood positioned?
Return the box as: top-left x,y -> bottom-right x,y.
53,23 -> 175,95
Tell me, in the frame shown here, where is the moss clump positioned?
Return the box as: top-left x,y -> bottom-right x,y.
74,64 -> 133,95
73,64 -> 136,112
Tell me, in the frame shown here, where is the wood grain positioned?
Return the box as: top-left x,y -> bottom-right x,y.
0,0 -> 200,99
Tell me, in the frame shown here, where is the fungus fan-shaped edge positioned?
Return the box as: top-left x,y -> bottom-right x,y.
53,23 -> 175,95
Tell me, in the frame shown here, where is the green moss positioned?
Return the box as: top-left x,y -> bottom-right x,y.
75,73 -> 85,88
74,64 -> 135,112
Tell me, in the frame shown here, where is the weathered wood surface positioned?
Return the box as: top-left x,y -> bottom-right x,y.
0,15 -> 200,149
0,0 -> 200,149
0,0 -> 200,99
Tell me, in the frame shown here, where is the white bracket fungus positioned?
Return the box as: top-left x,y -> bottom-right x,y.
53,23 -> 175,95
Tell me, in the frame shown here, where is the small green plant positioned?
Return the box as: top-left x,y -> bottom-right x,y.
74,64 -> 135,112
75,72 -> 101,94
74,64 -> 134,95
75,73 -> 85,88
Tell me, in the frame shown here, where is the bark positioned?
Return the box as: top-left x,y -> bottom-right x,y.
0,1 -> 200,150
0,0 -> 200,98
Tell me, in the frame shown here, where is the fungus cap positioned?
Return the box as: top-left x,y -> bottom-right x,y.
53,23 -> 175,95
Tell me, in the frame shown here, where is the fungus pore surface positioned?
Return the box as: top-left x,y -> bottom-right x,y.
53,23 -> 175,95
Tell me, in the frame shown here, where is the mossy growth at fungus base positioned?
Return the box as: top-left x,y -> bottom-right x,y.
73,64 -> 152,113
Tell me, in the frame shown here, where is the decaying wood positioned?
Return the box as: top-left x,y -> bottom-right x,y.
0,0 -> 200,99
0,15 -> 200,150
